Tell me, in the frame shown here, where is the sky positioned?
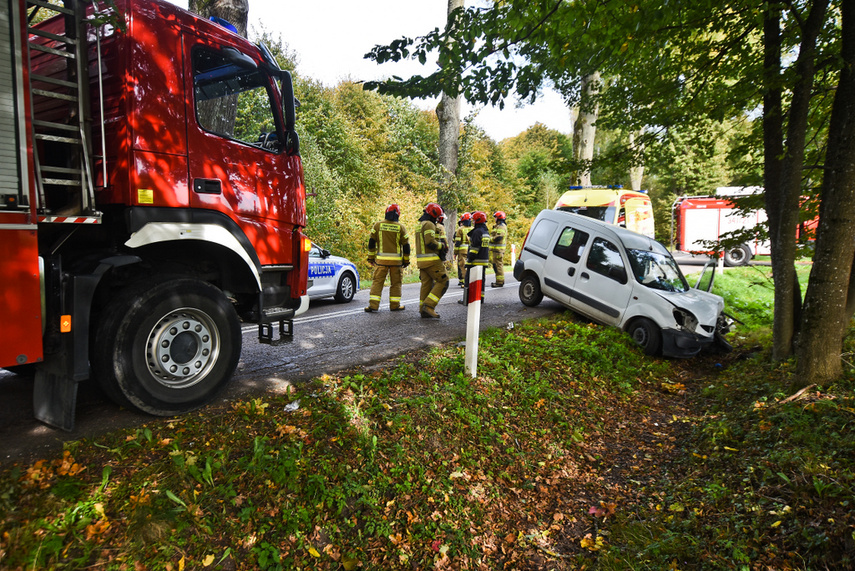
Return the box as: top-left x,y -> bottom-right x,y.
165,0 -> 574,142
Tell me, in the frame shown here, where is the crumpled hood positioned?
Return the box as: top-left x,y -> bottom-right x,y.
653,288 -> 725,326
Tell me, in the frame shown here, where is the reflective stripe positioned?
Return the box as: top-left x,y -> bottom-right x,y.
417,253 -> 440,261
427,292 -> 440,303
390,296 -> 401,303
376,253 -> 403,262
370,295 -> 382,302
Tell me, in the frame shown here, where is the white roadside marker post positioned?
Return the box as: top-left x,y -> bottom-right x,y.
463,265 -> 484,377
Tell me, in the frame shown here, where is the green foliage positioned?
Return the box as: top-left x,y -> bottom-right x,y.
0,314 -> 672,570
710,264 -> 812,332
4,266 -> 855,569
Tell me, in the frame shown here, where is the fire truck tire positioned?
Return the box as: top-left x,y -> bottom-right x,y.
93,277 -> 241,416
723,244 -> 751,267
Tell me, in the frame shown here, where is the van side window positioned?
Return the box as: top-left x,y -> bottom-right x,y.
553,227 -> 590,263
586,238 -> 628,284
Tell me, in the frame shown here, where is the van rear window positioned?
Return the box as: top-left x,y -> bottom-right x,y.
527,219 -> 558,250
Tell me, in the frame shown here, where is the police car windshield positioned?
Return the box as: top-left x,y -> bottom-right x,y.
627,249 -> 689,293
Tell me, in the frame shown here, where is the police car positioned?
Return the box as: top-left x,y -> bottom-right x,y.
308,242 -> 360,303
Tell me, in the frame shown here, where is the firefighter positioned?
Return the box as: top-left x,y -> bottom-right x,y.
415,202 -> 449,318
454,212 -> 472,287
436,213 -> 449,268
365,204 -> 410,312
490,211 -> 508,287
459,211 -> 490,304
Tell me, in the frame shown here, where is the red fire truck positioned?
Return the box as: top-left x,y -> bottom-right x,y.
671,187 -> 768,266
0,0 -> 309,429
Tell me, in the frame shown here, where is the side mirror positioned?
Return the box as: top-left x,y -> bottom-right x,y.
221,46 -> 257,70
279,70 -> 300,156
321,249 -> 331,258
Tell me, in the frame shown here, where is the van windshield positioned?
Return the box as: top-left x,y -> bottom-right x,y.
626,249 -> 689,293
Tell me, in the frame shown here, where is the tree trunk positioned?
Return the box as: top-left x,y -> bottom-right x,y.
628,130 -> 644,190
796,0 -> 855,385
572,71 -> 599,186
436,0 -> 464,256
188,0 -> 249,136
189,0 -> 249,36
763,2 -> 827,361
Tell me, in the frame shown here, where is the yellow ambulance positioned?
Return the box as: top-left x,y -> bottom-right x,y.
555,186 -> 655,238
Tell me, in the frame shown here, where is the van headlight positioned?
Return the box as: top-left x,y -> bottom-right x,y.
673,308 -> 699,333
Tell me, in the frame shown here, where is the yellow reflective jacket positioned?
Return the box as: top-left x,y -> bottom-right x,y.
415,218 -> 442,268
454,225 -> 469,254
490,222 -> 507,252
368,218 -> 409,266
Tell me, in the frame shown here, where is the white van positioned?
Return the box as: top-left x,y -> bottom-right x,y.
513,210 -> 731,357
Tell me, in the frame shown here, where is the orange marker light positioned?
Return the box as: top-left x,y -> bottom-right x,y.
60,315 -> 72,333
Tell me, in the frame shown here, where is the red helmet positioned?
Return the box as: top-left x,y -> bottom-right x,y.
460,212 -> 471,222
424,202 -> 443,220
472,211 -> 487,224
494,211 -> 506,221
386,204 -> 400,216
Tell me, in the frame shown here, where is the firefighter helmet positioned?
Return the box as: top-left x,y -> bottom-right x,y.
494,211 -> 506,221
386,204 -> 400,216
460,212 -> 472,222
424,202 -> 443,220
472,211 -> 487,224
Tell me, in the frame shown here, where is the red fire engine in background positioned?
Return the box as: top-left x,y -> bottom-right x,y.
672,186 -> 817,267
672,187 -> 769,267
0,0 -> 309,429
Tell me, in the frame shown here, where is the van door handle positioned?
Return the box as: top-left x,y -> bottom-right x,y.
567,267 -> 575,277
581,272 -> 590,279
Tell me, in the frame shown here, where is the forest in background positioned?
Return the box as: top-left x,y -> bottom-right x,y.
253,31 -> 758,280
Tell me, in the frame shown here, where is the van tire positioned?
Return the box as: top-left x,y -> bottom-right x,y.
723,244 -> 751,267
627,318 -> 662,356
519,274 -> 543,307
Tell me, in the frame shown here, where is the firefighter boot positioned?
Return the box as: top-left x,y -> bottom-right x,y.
420,306 -> 440,319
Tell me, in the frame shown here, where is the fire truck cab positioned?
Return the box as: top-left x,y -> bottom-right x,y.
1,0 -> 309,429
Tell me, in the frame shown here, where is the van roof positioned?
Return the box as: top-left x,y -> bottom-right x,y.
535,209 -> 667,253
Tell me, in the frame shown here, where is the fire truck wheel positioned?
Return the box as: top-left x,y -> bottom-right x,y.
723,244 -> 751,267
518,273 -> 543,307
94,278 -> 241,416
627,318 -> 662,356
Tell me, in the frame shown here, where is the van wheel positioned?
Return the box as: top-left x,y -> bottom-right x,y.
628,318 -> 662,356
519,274 -> 543,307
723,244 -> 751,267
93,277 -> 241,416
334,272 -> 356,303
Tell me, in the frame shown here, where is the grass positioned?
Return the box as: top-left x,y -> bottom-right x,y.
2,264 -> 854,570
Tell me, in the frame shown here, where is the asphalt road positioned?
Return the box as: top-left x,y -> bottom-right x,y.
0,275 -> 564,464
